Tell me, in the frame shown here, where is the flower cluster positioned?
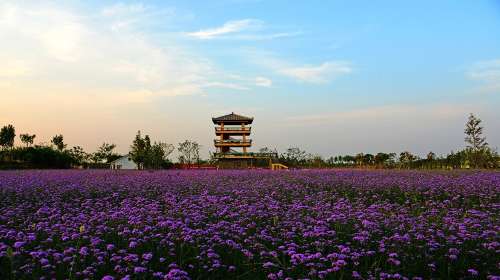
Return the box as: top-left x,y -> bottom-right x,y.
0,169 -> 499,279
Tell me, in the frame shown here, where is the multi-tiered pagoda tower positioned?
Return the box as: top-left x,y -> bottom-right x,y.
213,112 -> 253,154
212,112 -> 281,169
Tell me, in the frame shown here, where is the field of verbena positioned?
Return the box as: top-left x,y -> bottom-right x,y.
0,170 -> 499,280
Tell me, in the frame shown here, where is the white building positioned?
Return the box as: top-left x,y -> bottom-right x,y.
110,155 -> 138,170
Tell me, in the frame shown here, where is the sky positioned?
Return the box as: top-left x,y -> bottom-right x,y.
1,0 -> 499,158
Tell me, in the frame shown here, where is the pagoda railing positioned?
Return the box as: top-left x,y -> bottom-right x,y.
213,152 -> 278,158
215,127 -> 251,131
214,139 -> 252,145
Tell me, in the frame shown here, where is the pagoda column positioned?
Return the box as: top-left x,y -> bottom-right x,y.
219,122 -> 224,153
242,122 -> 247,154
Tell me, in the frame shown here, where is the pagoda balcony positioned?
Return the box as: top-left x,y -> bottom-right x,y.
215,127 -> 251,135
213,152 -> 278,159
214,139 -> 252,147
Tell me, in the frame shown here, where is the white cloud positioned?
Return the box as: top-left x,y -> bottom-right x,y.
187,19 -> 262,39
467,59 -> 500,93
100,3 -> 175,31
0,4 -> 88,62
279,62 -> 352,84
255,76 -> 272,87
185,19 -> 298,41
244,50 -> 352,84
202,82 -> 250,91
230,31 -> 301,41
0,2 -> 211,102
220,74 -> 272,88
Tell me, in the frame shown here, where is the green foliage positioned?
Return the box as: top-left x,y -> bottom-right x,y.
279,147 -> 307,167
67,146 -> 89,166
92,143 -> 119,163
51,134 -> 66,151
0,124 -> 16,149
130,131 -> 174,169
464,113 -> 487,151
0,146 -> 74,169
147,142 -> 174,169
399,151 -> 418,168
464,113 -> 495,168
277,146 -> 498,170
19,133 -> 36,147
130,131 -> 147,168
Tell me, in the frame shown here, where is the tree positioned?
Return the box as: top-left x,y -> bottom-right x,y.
342,155 -> 356,166
192,142 -> 200,165
20,134 -> 36,147
355,153 -> 364,166
375,152 -> 391,167
426,151 -> 436,161
399,151 -> 416,168
51,134 -> 66,151
309,155 -> 324,168
464,113 -> 490,168
0,124 -> 16,150
363,153 -> 375,166
93,143 -> 120,163
146,142 -> 175,169
130,131 -> 175,169
446,150 -> 467,169
68,146 -> 89,166
281,147 -> 307,167
177,140 -> 200,166
465,113 -> 488,151
130,131 -> 148,169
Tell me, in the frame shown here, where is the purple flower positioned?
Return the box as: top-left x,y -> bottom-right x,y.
263,262 -> 276,269
1,169 -> 498,279
165,268 -> 190,280
79,246 -> 89,256
468,269 -> 479,276
267,273 -> 277,280
40,258 -> 49,266
142,252 -> 153,261
102,276 -> 114,280
134,266 -> 147,274
13,241 -> 25,249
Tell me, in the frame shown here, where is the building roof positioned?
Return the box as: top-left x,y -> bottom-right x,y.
212,112 -> 253,124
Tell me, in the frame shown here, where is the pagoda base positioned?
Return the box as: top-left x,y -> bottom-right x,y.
216,158 -> 253,169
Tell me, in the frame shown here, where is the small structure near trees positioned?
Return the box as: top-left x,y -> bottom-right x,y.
110,155 -> 138,170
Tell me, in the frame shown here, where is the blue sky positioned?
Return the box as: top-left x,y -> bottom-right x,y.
1,0 -> 499,157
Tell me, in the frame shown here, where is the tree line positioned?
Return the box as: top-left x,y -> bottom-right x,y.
0,113 -> 498,169
128,131 -> 203,169
0,127 -> 202,169
259,113 -> 499,169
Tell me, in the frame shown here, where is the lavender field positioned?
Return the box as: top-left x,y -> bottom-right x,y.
0,170 -> 499,280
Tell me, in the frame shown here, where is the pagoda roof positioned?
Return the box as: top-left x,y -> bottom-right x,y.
212,112 -> 253,124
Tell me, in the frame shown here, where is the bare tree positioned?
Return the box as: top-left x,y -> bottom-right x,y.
178,140 -> 200,166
